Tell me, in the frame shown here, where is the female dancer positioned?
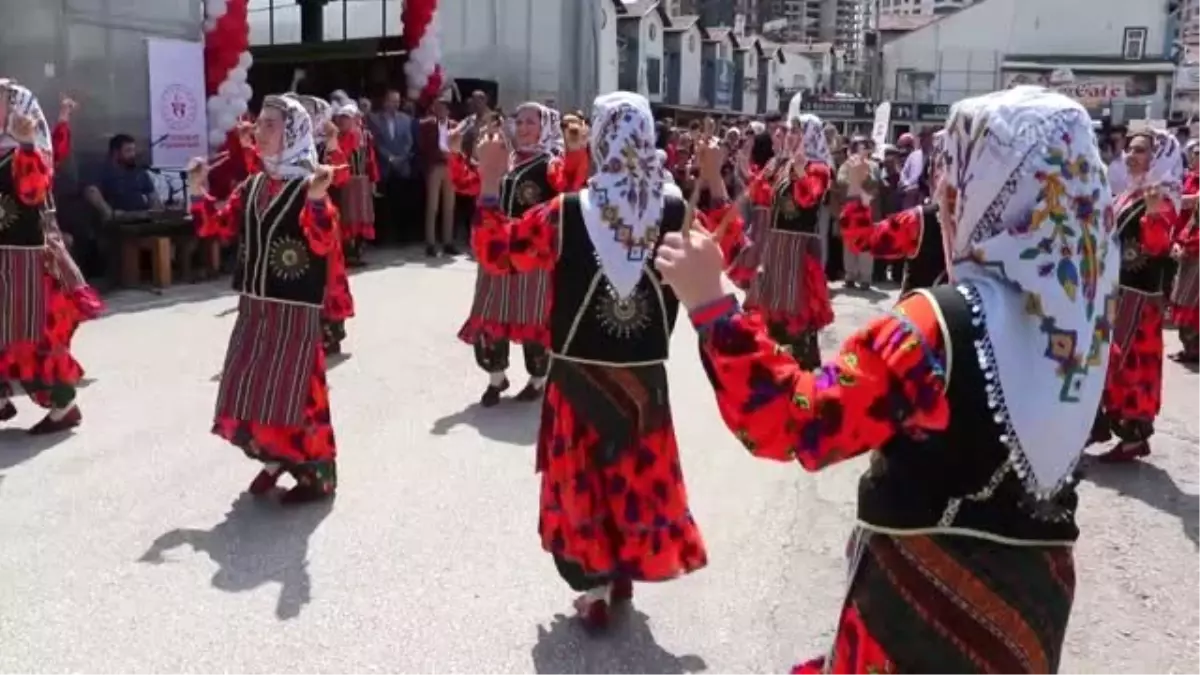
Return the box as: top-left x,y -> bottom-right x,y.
657,87 -> 1117,673
452,102 -> 587,406
469,92 -> 738,628
837,135 -> 948,294
732,99 -> 834,367
331,100 -> 378,266
1091,125 -> 1181,462
0,82 -> 88,434
188,94 -> 341,504
1169,139 -> 1198,363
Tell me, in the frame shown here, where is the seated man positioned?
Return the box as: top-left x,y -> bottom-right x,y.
83,133 -> 162,219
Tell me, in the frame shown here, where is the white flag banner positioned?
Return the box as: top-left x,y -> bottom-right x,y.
146,38 -> 207,168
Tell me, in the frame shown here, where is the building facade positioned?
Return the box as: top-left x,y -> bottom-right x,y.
882,0 -> 1177,120
878,0 -> 974,16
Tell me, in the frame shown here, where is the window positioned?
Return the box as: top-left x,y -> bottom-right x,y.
1123,27 -> 1147,60
649,23 -> 657,41
688,33 -> 696,51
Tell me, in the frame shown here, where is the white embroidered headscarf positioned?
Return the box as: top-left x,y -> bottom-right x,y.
547,108 -> 565,156
1123,126 -> 1184,211
581,91 -> 664,299
0,82 -> 53,160
259,94 -> 318,181
512,102 -> 559,159
785,93 -> 833,166
940,85 -> 1119,498
288,94 -> 332,145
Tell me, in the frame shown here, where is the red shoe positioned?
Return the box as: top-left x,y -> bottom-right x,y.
247,468 -> 281,496
611,578 -> 634,604
573,593 -> 610,632
0,400 -> 16,423
1097,440 -> 1151,463
28,406 -> 81,435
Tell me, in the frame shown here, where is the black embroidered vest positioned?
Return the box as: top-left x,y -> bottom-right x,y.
550,193 -> 686,365
769,172 -> 821,235
899,203 -> 947,295
1115,195 -> 1168,294
500,155 -> 553,218
856,284 -> 1081,543
0,150 -> 47,249
231,174 -> 328,307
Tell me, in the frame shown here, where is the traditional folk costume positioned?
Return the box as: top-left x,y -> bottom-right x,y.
1091,128 -> 1182,463
691,87 -> 1117,674
731,104 -> 834,368
839,197 -> 947,294
189,94 -> 340,504
0,83 -> 91,434
1169,146 -> 1198,363
331,102 -> 378,267
291,94 -> 355,355
471,92 -> 717,628
453,103 -> 588,407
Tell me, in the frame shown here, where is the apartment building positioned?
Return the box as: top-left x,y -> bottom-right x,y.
878,0 -> 974,16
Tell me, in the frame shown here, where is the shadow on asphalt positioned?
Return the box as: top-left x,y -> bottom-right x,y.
138,493 -> 334,620
430,400 -> 540,446
1083,458 -> 1199,548
531,609 -> 707,673
0,426 -> 77,471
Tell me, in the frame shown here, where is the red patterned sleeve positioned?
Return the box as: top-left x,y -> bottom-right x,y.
1142,199 -> 1178,257
746,164 -> 775,206
471,196 -> 561,274
325,143 -> 351,188
12,146 -> 52,207
189,179 -> 246,243
547,149 -> 590,193
449,152 -> 481,197
51,122 -> 71,165
840,200 -> 922,259
792,162 -> 832,209
701,201 -> 749,267
694,291 -> 949,469
300,196 -> 339,256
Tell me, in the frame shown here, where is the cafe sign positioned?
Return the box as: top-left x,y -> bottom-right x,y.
1003,72 -> 1127,106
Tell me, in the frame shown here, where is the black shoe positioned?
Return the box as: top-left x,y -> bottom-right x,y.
0,400 -> 16,423
443,243 -> 461,257
480,379 -> 510,407
514,382 -> 543,402
425,244 -> 438,258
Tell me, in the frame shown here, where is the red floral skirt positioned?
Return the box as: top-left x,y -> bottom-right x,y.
0,261 -> 85,398
1103,289 -> 1164,422
536,365 -> 707,582
323,238 -> 355,322
1171,257 -> 1198,332
740,229 -> 835,335
339,175 -> 376,241
457,267 -> 550,346
213,331 -> 336,468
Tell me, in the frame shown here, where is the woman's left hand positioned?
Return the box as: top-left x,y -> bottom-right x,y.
308,164 -> 336,198
11,114 -> 37,144
655,223 -> 733,310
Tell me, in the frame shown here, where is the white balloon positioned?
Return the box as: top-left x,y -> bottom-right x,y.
238,51 -> 253,70
217,80 -> 239,98
209,129 -> 228,147
219,112 -> 238,130
239,82 -> 253,100
207,96 -> 225,114
228,98 -> 248,116
229,66 -> 248,84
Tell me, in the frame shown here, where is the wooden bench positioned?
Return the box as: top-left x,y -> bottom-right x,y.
110,210 -> 198,289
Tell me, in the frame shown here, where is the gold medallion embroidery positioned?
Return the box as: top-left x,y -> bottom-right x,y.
596,288 -> 652,338
0,194 -> 18,232
517,180 -> 542,207
268,236 -> 311,280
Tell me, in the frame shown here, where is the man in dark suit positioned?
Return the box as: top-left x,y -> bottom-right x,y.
367,89 -> 418,243
416,95 -> 457,257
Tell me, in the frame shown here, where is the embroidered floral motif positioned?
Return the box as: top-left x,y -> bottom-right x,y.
268,236 -> 311,280
595,286 -> 652,337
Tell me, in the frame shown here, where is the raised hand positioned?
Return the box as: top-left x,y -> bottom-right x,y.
308,164 -> 336,198
654,221 -> 732,310
11,114 -> 37,144
564,118 -> 588,152
476,126 -> 510,188
185,157 -> 210,192
58,96 -> 78,124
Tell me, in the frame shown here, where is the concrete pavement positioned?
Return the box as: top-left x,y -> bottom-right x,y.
0,248 -> 1196,673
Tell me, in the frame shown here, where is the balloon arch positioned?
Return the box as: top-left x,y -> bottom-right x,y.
202,0 -> 446,149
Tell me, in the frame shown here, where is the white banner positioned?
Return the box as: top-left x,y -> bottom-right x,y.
146,38 -> 207,168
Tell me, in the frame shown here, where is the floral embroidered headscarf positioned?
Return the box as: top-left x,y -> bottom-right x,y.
581,91 -> 664,298
1123,125 -> 1184,211
785,93 -> 832,166
287,94 -> 333,145
0,82 -> 53,160
939,85 -> 1119,498
260,94 -> 318,181
512,102 -> 559,158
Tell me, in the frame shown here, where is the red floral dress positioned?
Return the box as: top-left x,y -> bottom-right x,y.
1170,171 -> 1199,349
190,180 -> 340,479
694,291 -> 953,674
320,143 -> 356,325
839,199 -> 921,260
334,128 -> 380,241
1100,192 -> 1177,440
470,196 -> 738,585
0,147 -> 86,408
